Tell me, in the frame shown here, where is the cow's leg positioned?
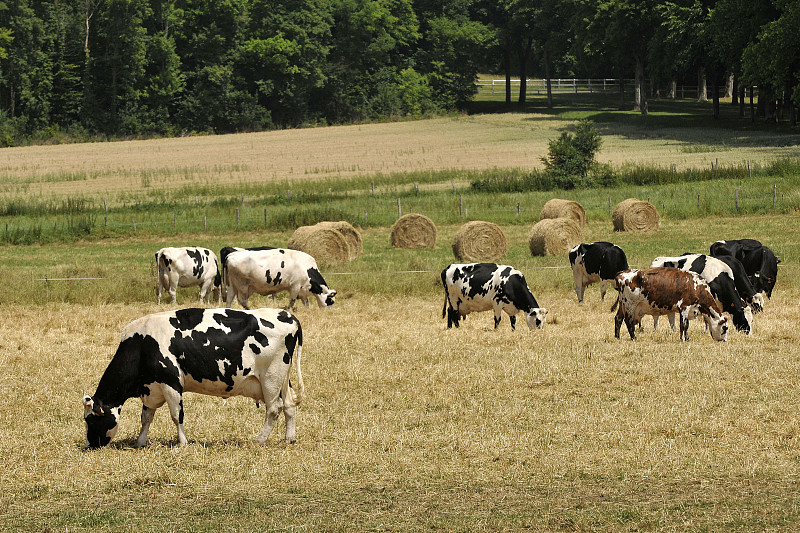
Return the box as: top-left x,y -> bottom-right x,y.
198,279 -> 214,303
156,276 -> 164,304
256,381 -> 284,444
624,312 -> 637,340
614,307 -> 624,339
509,315 -> 517,330
600,280 -> 607,301
679,311 -> 690,341
135,405 -> 158,448
162,387 -> 188,446
282,387 -> 298,444
493,308 -> 502,329
573,271 -> 585,302
667,313 -> 676,330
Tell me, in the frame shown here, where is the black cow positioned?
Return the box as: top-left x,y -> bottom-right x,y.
709,254 -> 764,313
569,242 -> 629,302
83,307 -> 304,449
441,263 -> 547,330
710,239 -> 779,298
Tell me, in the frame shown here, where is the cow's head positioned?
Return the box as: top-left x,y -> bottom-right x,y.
82,396 -> 120,449
315,288 -> 336,308
708,314 -> 728,342
525,307 -> 548,330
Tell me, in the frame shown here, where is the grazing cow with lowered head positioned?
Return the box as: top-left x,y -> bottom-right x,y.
155,247 -> 222,305
442,263 -> 547,330
82,307 -> 304,449
707,254 -> 764,313
612,267 -> 728,342
650,254 -> 753,335
224,248 -> 336,310
710,239 -> 779,298
569,242 -> 629,302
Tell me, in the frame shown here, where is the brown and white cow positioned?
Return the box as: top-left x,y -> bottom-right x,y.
611,267 -> 728,342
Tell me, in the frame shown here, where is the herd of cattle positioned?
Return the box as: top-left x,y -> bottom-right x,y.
83,238 -> 779,449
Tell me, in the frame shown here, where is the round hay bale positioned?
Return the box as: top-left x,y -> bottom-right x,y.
390,214 -> 437,249
316,221 -> 363,261
452,221 -> 508,262
612,198 -> 660,232
528,218 -> 583,256
288,225 -> 350,265
540,198 -> 586,228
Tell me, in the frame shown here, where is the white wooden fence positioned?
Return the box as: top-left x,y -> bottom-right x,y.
475,78 -> 750,99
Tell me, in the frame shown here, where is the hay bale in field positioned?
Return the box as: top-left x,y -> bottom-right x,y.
540,198 -> 586,228
528,218 -> 583,256
316,221 -> 363,261
452,221 -> 508,262
288,224 -> 350,265
612,198 -> 660,232
390,214 -> 437,249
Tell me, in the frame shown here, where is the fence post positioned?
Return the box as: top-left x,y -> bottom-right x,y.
414,183 -> 419,195
517,202 -> 520,217
608,196 -> 612,217
236,208 -> 240,226
773,184 -> 776,207
204,216 -> 207,231
735,189 -> 739,210
397,198 -> 401,217
132,219 -> 136,232
371,182 -> 375,196
459,195 -> 463,217
241,194 -> 244,206
264,208 -> 267,226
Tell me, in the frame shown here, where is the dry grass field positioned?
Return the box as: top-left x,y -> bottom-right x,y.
0,213 -> 798,531
1,112 -> 798,200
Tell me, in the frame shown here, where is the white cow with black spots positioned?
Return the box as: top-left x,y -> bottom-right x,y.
155,247 -> 222,305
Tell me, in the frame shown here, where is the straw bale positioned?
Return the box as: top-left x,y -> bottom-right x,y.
528,218 -> 583,256
612,198 -> 660,232
316,221 -> 363,261
452,221 -> 508,262
540,199 -> 586,228
390,214 -> 437,249
288,224 -> 350,265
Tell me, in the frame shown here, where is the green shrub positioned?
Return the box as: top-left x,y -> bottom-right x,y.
541,120 -> 602,189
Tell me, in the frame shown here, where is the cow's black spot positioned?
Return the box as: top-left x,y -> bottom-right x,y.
689,255 -> 707,275
308,268 -> 329,295
253,330 -> 270,346
277,311 -> 294,324
187,248 -> 205,278
249,343 -> 261,355
170,308 -> 206,331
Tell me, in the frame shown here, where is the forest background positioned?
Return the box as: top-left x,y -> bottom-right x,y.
0,0 -> 798,145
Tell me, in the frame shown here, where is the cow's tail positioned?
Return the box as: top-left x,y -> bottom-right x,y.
291,324 -> 305,406
610,291 -> 620,312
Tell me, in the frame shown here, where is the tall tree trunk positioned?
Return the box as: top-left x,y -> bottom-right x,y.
544,48 -> 553,108
738,85 -> 745,116
725,72 -> 734,99
617,63 -> 625,110
517,37 -> 533,107
503,46 -> 512,105
669,80 -> 676,99
750,86 -> 755,122
731,73 -> 738,105
697,66 -> 707,102
634,57 -> 647,115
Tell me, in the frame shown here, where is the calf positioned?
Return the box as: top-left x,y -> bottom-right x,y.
82,307 -> 304,448
224,248 -> 336,310
650,254 -> 753,334
612,267 -> 728,342
441,263 -> 547,330
710,239 -> 779,298
155,247 -> 222,304
569,242 -> 629,302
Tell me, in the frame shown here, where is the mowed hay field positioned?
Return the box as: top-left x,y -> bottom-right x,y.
2,102 -> 800,531
2,213 -> 800,531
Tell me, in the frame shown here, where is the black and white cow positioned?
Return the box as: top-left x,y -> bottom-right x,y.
710,239 -> 780,298
224,248 -> 336,310
441,263 -> 547,330
709,254 -> 764,313
155,247 -> 222,305
650,254 -> 752,335
569,242 -> 629,302
612,267 -> 728,342
82,307 -> 304,449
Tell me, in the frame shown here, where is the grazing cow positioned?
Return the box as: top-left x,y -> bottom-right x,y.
569,242 -> 629,302
710,239 -> 779,298
155,247 -> 222,305
219,246 -> 276,300
709,254 -> 764,313
82,307 -> 304,449
441,263 -> 547,330
612,267 -> 728,342
224,248 -> 336,310
650,254 -> 753,334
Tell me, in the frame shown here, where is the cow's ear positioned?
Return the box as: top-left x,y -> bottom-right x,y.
83,396 -> 94,417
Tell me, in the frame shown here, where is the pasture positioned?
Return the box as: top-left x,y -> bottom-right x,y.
2,96 -> 800,531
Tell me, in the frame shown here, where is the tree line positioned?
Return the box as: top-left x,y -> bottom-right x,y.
0,0 -> 797,144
